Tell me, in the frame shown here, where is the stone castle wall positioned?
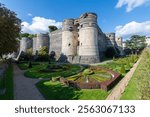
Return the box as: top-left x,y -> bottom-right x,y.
49,29 -> 62,59
19,12 -> 123,64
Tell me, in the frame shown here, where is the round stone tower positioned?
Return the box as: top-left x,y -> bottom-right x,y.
32,37 -> 37,55
105,33 -> 116,46
36,34 -> 49,53
20,37 -> 33,53
78,12 -> 100,63
61,19 -> 78,56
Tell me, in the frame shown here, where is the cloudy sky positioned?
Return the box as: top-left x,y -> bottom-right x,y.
1,0 -> 150,40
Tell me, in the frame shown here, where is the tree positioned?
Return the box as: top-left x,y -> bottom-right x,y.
0,3 -> 21,58
20,33 -> 29,38
39,46 -> 48,56
38,46 -> 49,61
125,35 -> 146,54
20,33 -> 36,39
49,51 -> 56,64
48,26 -> 58,32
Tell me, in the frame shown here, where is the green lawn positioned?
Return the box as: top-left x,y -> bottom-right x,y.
24,63 -> 82,79
17,61 -> 41,70
121,49 -> 150,100
36,80 -> 109,100
0,65 -> 14,100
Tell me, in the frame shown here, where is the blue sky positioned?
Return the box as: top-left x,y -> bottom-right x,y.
1,0 -> 150,39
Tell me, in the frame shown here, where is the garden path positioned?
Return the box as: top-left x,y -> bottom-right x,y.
13,64 -> 44,100
106,58 -> 141,100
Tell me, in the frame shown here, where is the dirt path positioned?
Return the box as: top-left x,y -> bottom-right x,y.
13,64 -> 44,100
106,58 -> 141,100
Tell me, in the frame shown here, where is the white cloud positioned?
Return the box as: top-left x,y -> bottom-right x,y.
21,17 -> 62,34
115,21 -> 150,39
27,13 -> 32,16
116,0 -> 150,12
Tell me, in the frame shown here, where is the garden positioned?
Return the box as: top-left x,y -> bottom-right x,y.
17,54 -> 139,100
67,68 -> 112,83
121,49 -> 150,100
17,61 -> 82,79
34,55 -> 139,100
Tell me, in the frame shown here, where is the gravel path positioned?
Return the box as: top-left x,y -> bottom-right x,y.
106,58 -> 141,100
13,64 -> 44,100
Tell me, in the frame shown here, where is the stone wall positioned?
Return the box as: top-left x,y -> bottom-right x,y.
49,29 -> 62,59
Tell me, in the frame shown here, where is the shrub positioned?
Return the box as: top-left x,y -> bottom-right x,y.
83,69 -> 94,75
52,76 -> 61,82
120,65 -> 126,74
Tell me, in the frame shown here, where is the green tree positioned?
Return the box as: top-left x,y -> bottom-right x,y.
125,35 -> 146,54
20,33 -> 29,38
20,33 -> 36,39
38,46 -> 49,61
48,26 -> 58,32
0,3 -> 21,58
39,46 -> 48,56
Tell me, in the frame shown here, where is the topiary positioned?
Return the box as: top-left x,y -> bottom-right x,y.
83,69 -> 94,75
120,65 -> 126,74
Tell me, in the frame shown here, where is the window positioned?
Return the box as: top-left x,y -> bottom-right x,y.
77,41 -> 80,46
68,43 -> 71,46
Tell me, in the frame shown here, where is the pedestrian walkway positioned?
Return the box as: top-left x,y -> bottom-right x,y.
106,58 -> 141,100
13,64 -> 44,100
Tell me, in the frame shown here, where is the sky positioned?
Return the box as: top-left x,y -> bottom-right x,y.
0,0 -> 150,40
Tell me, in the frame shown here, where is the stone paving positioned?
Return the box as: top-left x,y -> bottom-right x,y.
13,64 -> 44,100
106,58 -> 141,100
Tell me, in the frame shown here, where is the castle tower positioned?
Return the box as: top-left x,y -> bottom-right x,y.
36,34 -> 49,53
115,36 -> 123,47
61,19 -> 78,56
20,37 -> 33,53
105,33 -> 116,47
78,12 -> 100,63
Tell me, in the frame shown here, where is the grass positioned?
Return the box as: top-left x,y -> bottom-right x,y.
24,63 -> 81,79
0,65 -> 14,100
17,61 -> 41,70
121,49 -> 150,100
36,80 -> 109,100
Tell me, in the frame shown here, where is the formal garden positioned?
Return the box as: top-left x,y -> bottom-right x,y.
15,54 -> 138,100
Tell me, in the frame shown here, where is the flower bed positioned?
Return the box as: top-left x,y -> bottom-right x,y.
60,66 -> 121,91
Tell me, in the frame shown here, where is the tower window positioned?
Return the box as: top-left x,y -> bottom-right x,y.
81,43 -> 82,46
77,41 -> 80,46
68,43 -> 71,46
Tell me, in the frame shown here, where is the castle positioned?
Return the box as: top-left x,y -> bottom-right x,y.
19,12 -> 123,64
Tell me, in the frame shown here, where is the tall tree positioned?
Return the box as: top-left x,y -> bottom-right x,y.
0,3 -> 21,58
48,26 -> 58,32
125,35 -> 146,54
